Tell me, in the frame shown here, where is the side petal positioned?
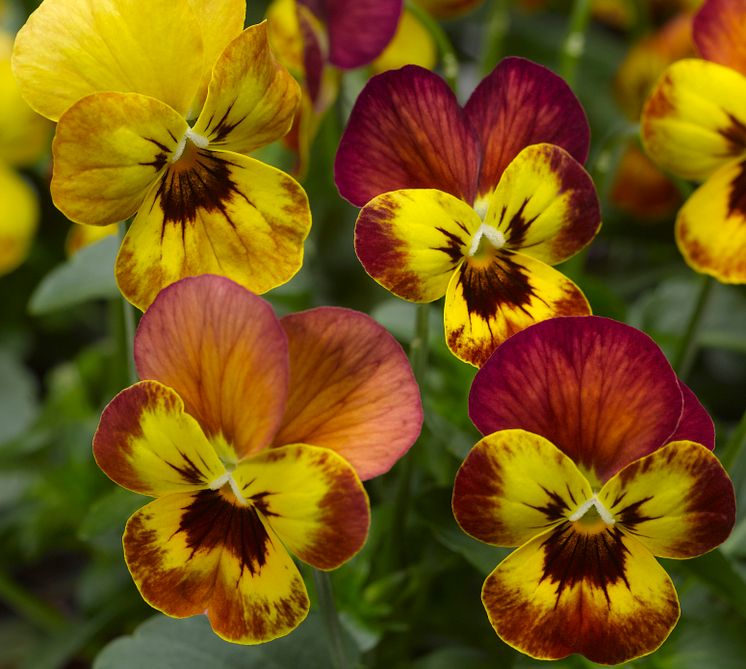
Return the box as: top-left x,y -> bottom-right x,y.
0,165 -> 38,276
452,429 -> 592,547
116,150 -> 311,310
192,22 -> 301,154
93,380 -> 226,496
51,92 -> 187,226
444,251 -> 590,367
334,65 -> 480,206
134,276 -> 289,463
482,526 -> 679,664
233,444 -> 369,568
642,59 -> 746,181
124,491 -> 309,644
469,316 -> 684,484
273,307 -> 423,479
693,0 -> 746,77
12,0 -> 203,121
354,189 -> 481,302
675,158 -> 746,283
600,440 -> 735,559
484,144 -> 600,265
669,381 -> 715,449
464,57 -> 589,199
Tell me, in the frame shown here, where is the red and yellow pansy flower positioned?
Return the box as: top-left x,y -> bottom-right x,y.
335,58 -> 601,367
93,275 -> 423,643
12,0 -> 310,310
453,316 -> 735,664
642,0 -> 746,282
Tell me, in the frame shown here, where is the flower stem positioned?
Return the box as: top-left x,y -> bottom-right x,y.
559,0 -> 592,86
118,222 -> 138,384
405,1 -> 459,91
313,570 -> 348,669
481,0 -> 511,75
671,274 -> 712,381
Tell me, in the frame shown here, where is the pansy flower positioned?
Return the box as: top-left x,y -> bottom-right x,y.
642,0 -> 746,283
335,59 -> 601,367
93,275 -> 422,643
13,0 -> 310,310
452,316 -> 735,664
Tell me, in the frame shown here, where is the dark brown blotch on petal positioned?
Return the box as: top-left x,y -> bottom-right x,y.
718,113 -> 746,157
728,159 -> 746,217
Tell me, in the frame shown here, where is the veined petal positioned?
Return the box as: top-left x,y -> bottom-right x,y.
51,92 -> 187,226
452,430 -> 592,547
116,150 -> 311,310
600,440 -> 735,559
0,165 -> 38,276
693,0 -> 746,77
464,57 -> 589,198
669,381 -> 715,449
134,276 -> 289,464
124,490 -> 309,644
371,9 -> 437,74
274,307 -> 423,479
192,22 -> 300,154
93,381 -> 226,496
675,158 -> 746,283
642,59 -> 746,181
469,316 -> 684,484
484,144 -> 600,265
482,526 -> 679,664
335,65 -> 480,206
355,189 -> 481,302
12,0 -> 203,121
233,444 -> 369,569
444,251 -> 590,367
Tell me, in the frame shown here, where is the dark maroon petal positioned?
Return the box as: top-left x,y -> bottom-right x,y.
668,381 -> 715,450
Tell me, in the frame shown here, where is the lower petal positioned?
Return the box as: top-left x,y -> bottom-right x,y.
482,526 -> 679,664
444,251 -> 590,367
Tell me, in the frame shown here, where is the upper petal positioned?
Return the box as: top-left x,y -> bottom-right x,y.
469,316 -> 684,484
134,276 -> 290,463
642,59 -> 746,181
464,57 -> 589,198
484,144 -> 600,265
693,0 -> 746,77
273,307 -> 423,479
452,429 -> 592,547
600,441 -> 735,558
334,65 -> 480,206
192,22 -> 301,154
93,380 -> 226,496
669,381 -> 715,449
12,0 -> 203,121
115,150 -> 311,310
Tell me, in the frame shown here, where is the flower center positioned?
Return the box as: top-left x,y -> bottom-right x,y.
171,127 -> 209,165
208,470 -> 248,506
568,494 -> 615,526
467,223 -> 506,257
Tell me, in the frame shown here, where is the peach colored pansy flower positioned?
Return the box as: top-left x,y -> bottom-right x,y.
643,0 -> 746,282
453,316 -> 735,664
93,275 -> 422,643
12,0 -> 310,310
335,58 -> 601,367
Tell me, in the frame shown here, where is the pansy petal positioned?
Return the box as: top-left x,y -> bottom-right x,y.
484,144 -> 600,264
134,276 -> 289,463
12,0 -> 203,121
273,308 -> 423,479
51,92 -> 187,226
693,0 -> 746,77
116,150 -> 311,310
355,189 -> 480,302
600,440 -> 735,559
469,316 -> 684,484
452,430 -> 592,547
233,444 -> 369,568
464,57 -> 589,199
642,59 -> 746,181
93,380 -> 226,496
192,22 -> 300,154
0,164 -> 38,276
335,65 -> 480,206
372,9 -> 437,74
444,251 -> 590,367
482,526 -> 679,664
124,490 -> 309,644
669,381 -> 715,449
675,158 -> 746,283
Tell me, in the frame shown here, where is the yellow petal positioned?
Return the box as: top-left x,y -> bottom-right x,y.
65,222 -> 118,256
0,164 -> 38,276
372,9 -> 437,74
266,0 -> 305,76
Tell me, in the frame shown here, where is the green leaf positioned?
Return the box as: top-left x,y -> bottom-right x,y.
78,487 -> 144,543
411,646 -> 494,669
0,351 -> 38,444
28,236 -> 119,315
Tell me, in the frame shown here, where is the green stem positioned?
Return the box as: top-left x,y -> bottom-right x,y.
406,1 -> 459,91
558,0 -> 592,86
313,570 -> 348,669
671,274 -> 712,380
118,222 -> 138,385
0,569 -> 67,634
481,0 -> 511,75
721,407 -> 746,472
